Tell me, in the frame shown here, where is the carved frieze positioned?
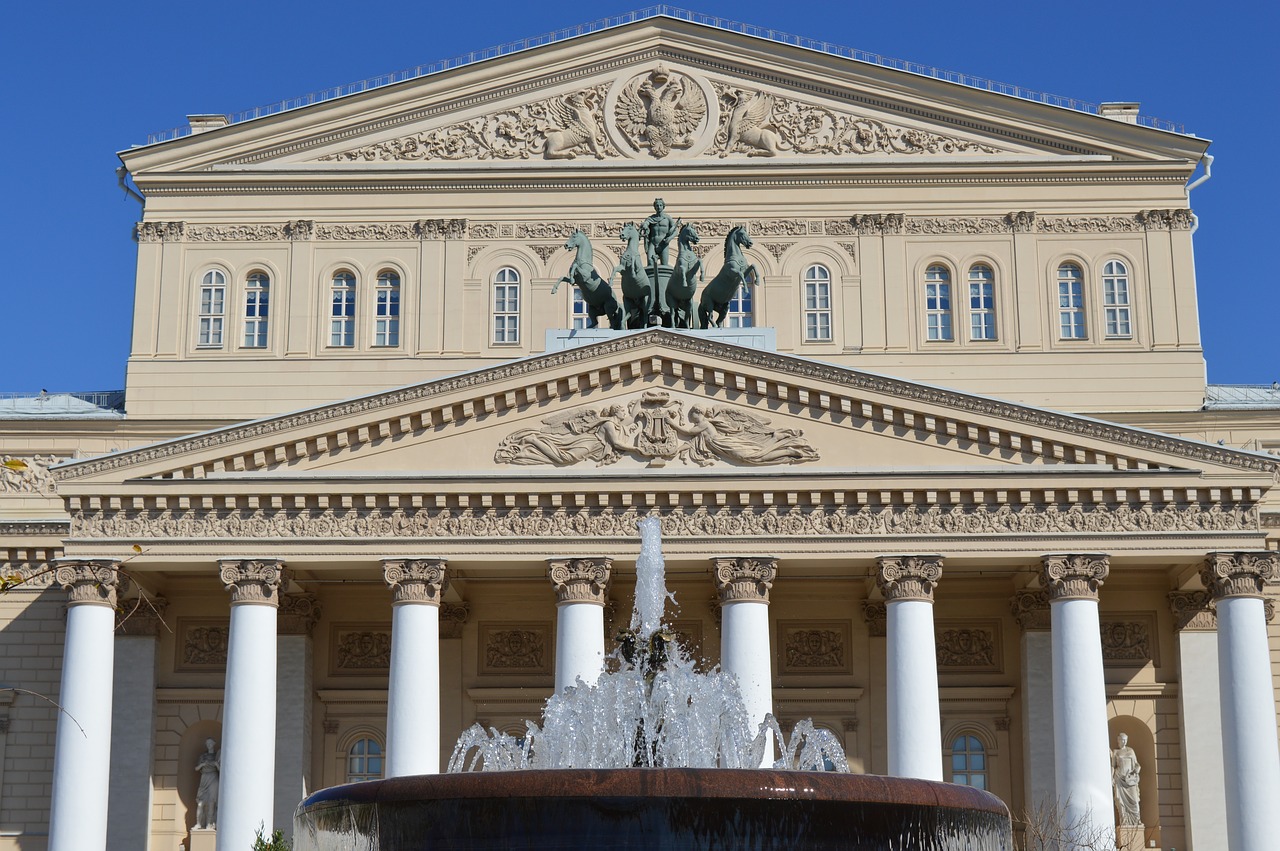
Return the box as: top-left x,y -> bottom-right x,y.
1040,554 -> 1109,601
480,622 -> 550,674
1169,589 -> 1216,631
382,557 -> 447,605
135,221 -> 186,242
494,392 -> 819,468
315,223 -> 415,241
779,620 -> 850,674
1006,211 -> 1037,233
876,555 -> 943,602
0,455 -> 59,494
905,217 -> 1007,235
1201,551 -> 1279,600
1037,215 -> 1142,234
186,224 -> 286,242
69,499 -> 1259,542
417,218 -> 468,239
178,619 -> 230,670
1100,615 -> 1154,666
547,557 -> 612,605
851,214 -> 904,235
1139,209 -> 1195,230
220,558 -> 287,606
332,625 -> 392,673
615,64 -> 709,157
285,220 -> 315,241
713,557 -> 778,604
935,621 -> 1001,672
116,595 -> 168,636
54,558 -> 124,607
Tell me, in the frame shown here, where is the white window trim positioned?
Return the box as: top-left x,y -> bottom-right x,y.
924,264 -> 954,342
373,270 -> 401,348
967,264 -> 997,342
1101,259 -> 1133,339
492,267 -> 521,345
330,271 -> 357,348
197,270 -> 226,349
242,271 -> 270,349
803,264 -> 832,343
1057,263 -> 1088,340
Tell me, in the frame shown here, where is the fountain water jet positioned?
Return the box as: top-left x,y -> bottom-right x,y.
294,519 -> 1013,849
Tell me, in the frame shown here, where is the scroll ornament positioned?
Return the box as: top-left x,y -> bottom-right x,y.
1200,551 -> 1278,600
714,557 -> 778,603
220,559 -> 287,605
383,557 -> 448,604
1040,554 -> 1109,601
494,392 -> 819,468
55,559 -> 125,607
876,556 -> 944,601
547,557 -> 612,605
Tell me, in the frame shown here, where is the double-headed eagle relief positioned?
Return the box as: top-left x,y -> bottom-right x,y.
493,390 -> 819,468
614,63 -> 708,158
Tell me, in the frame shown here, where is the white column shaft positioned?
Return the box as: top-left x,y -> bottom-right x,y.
386,602 -> 440,777
720,600 -> 773,762
217,603 -> 278,851
554,602 -> 606,693
1216,596 -> 1280,851
1050,598 -> 1115,846
885,599 -> 942,780
48,604 -> 115,851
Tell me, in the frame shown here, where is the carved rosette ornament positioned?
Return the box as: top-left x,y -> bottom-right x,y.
219,558 -> 287,606
1169,589 -> 1216,631
1010,589 -> 1051,631
54,558 -> 125,607
875,556 -> 944,602
712,557 -> 778,604
546,557 -> 612,605
1039,554 -> 1109,601
1200,552 -> 1279,601
382,557 -> 448,605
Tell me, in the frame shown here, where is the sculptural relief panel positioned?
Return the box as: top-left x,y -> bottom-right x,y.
480,622 -> 551,675
778,620 -> 851,674
330,623 -> 392,676
1099,613 -> 1157,666
176,618 -> 230,671
934,620 -> 1002,672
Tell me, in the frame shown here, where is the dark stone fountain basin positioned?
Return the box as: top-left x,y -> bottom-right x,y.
294,768 -> 1012,850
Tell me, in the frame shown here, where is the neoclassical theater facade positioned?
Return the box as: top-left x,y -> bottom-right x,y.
2,11 -> 1279,851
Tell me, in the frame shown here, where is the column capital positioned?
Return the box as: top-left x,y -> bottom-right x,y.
382,557 -> 447,605
875,555 -> 943,602
712,557 -> 778,604
1201,551 -> 1279,601
279,593 -> 322,635
546,557 -> 612,605
1010,588 -> 1051,631
1168,589 -> 1216,631
219,558 -> 287,606
53,558 -> 126,607
1039,553 -> 1109,601
115,595 -> 168,635
441,602 -> 470,639
861,600 -> 887,637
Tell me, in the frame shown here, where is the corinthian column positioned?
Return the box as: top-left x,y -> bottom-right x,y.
1040,554 -> 1114,848
48,558 -> 123,851
714,557 -> 778,761
547,558 -> 611,693
383,558 -> 447,777
1201,552 -> 1280,851
877,555 -> 943,781
217,559 -> 286,851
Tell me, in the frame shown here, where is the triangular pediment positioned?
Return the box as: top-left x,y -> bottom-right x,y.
56,331 -> 1277,489
121,16 -> 1207,177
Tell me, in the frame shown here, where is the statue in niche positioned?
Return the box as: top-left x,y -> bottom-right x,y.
194,737 -> 220,829
1110,732 -> 1142,827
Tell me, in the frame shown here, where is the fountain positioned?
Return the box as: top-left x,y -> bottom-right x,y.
294,519 -> 1013,849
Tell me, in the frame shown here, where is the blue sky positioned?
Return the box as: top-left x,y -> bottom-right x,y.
2,0 -> 1274,392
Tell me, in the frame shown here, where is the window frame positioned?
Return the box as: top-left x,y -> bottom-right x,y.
967,263 -> 997,342
725,270 -> 756,329
923,263 -> 954,342
1101,259 -> 1133,339
329,270 -> 357,348
197,269 -> 227,349
946,733 -> 989,790
373,269 -> 401,348
492,266 -> 521,345
1056,262 -> 1088,340
802,263 -> 832,343
242,270 -> 270,349
345,736 -> 385,783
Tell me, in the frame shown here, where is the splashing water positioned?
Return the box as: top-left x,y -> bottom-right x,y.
448,518 -> 849,774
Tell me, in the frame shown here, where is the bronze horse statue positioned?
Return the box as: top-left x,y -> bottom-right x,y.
553,230 -> 622,329
609,222 -> 654,329
698,225 -> 758,328
665,222 -> 703,330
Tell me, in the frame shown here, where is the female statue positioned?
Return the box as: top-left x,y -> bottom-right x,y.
194,737 -> 220,829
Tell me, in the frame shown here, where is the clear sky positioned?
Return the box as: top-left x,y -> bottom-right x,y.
2,0 -> 1274,393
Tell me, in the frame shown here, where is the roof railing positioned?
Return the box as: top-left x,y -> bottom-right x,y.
141,4 -> 1185,146
0,390 -> 126,411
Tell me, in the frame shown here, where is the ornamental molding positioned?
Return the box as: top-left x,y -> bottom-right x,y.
68,500 -> 1260,541
0,456 -> 61,494
1200,551 -> 1279,600
135,221 -> 186,242
0,520 -> 69,537
1099,614 -> 1155,666
279,593 -> 322,635
1168,589 -> 1216,631
187,223 -> 286,242
494,391 -> 819,468
382,557 -> 448,605
54,558 -> 125,607
1040,553 -> 1109,601
441,602 -> 470,639
54,330 -> 1280,481
779,621 -> 850,673
332,626 -> 391,672
876,555 -> 943,601
219,558 -> 287,605
861,601 -> 887,637
116,595 -> 168,636
178,619 -> 230,669
546,557 -> 612,605
1010,589 -> 1051,631
480,622 -> 550,673
935,621 -> 1001,671
713,556 -> 778,603
285,220 -> 315,241
905,217 -> 1007,235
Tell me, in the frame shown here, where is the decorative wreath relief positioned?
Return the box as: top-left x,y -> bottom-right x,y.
493,390 -> 819,467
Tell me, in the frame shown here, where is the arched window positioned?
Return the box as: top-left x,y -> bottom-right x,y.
571,288 -> 589,329
949,735 -> 987,789
924,264 -> 953,341
330,271 -> 356,347
374,270 -> 401,347
493,267 -> 520,344
346,738 -> 383,783
725,268 -> 755,328
198,270 -> 226,347
803,264 -> 831,342
243,271 -> 269,348
967,264 -> 996,341
1102,260 -> 1132,338
1057,263 -> 1086,339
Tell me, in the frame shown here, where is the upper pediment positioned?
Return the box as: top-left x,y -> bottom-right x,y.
121,17 -> 1207,176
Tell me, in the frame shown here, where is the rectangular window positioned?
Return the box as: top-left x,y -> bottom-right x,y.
968,266 -> 996,340
1103,270 -> 1132,338
243,274 -> 269,348
198,285 -> 225,347
330,273 -> 356,347
374,274 -> 400,347
804,281 -> 831,341
571,290 -> 589,330
494,283 -> 520,343
1057,265 -> 1086,339
925,286 -> 952,340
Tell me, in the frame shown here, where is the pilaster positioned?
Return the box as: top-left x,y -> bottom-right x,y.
1011,588 -> 1054,815
1169,590 -> 1226,851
